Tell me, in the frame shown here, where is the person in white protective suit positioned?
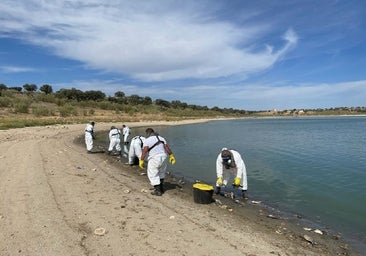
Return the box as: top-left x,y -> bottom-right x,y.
108,126 -> 122,156
84,121 -> 95,153
127,135 -> 146,165
139,128 -> 176,196
122,125 -> 130,145
215,148 -> 248,199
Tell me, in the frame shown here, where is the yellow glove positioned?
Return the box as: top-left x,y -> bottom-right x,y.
169,154 -> 176,165
217,177 -> 223,186
233,177 -> 241,186
139,159 -> 145,169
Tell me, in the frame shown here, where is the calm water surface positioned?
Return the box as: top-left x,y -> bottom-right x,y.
128,116 -> 366,252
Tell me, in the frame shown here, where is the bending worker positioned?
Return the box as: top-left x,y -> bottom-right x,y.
108,126 -> 122,156
216,147 -> 248,199
122,125 -> 130,144
139,128 -> 176,196
128,135 -> 146,165
84,121 -> 95,153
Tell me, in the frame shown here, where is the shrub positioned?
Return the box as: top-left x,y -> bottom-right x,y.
56,98 -> 66,106
98,101 -> 113,110
59,104 -> 78,117
1,90 -> 15,98
13,101 -> 31,113
32,106 -> 54,117
0,97 -> 12,107
34,93 -> 57,104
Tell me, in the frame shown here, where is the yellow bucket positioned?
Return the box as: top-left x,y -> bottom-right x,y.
192,183 -> 214,204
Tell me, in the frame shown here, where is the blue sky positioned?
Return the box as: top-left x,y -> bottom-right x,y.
1,0 -> 365,111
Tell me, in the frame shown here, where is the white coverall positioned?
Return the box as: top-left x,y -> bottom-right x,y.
216,149 -> 248,191
143,135 -> 168,186
128,136 -> 145,164
108,128 -> 122,153
84,123 -> 94,151
122,126 -> 130,143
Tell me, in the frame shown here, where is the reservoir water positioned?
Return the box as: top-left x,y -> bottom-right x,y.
124,116 -> 366,253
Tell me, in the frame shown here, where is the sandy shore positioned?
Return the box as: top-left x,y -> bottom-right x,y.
0,120 -> 358,256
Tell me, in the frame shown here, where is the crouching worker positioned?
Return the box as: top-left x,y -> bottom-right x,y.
216,148 -> 248,199
108,126 -> 122,156
128,135 -> 146,165
139,128 -> 176,196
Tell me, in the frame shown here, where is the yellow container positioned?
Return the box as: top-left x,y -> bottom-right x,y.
192,183 -> 214,204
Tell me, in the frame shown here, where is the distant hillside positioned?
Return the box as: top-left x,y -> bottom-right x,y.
0,88 -> 365,130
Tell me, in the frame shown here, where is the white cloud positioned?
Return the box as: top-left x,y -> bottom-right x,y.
0,0 -> 297,82
0,65 -> 37,73
3,1 -> 363,111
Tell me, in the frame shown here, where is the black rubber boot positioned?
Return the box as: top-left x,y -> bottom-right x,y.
160,179 -> 165,194
242,190 -> 248,199
151,185 -> 162,196
215,186 -> 221,195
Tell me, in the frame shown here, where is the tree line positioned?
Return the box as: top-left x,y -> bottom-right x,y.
0,83 -> 249,114
2,82 -> 365,116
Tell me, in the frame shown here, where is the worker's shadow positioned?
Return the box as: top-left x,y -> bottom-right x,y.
88,150 -> 105,154
163,181 -> 183,192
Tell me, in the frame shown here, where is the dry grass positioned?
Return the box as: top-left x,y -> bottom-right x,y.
0,105 -> 207,130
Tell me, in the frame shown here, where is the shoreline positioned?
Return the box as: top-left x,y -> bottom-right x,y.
0,119 -> 359,255
89,120 -> 359,255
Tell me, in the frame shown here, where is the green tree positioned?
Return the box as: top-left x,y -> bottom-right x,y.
39,84 -> 53,94
115,91 -> 125,98
8,87 -> 22,92
155,99 -> 171,109
211,106 -> 221,112
84,90 -> 106,101
0,83 -> 7,96
0,83 -> 7,91
142,96 -> 152,105
127,94 -> 143,105
23,83 -> 38,92
55,88 -> 85,101
171,100 -> 187,109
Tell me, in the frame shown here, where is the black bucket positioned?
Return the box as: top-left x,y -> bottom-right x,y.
192,183 -> 214,204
